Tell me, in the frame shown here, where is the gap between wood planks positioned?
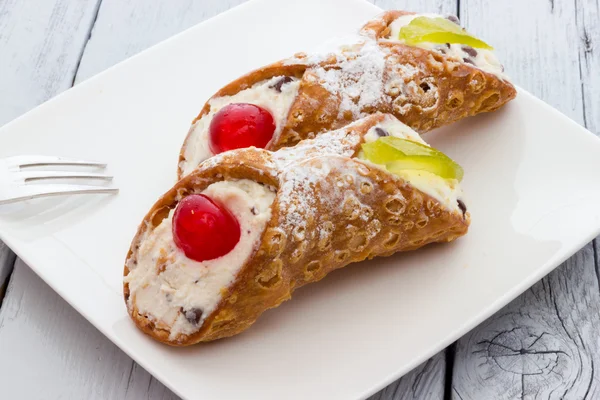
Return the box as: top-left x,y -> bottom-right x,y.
442,4 -> 460,400
451,0 -> 600,398
0,243 -> 17,308
576,1 -> 600,393
0,0 -> 104,310
70,0 -> 104,87
1,0 -> 454,398
10,0 -> 597,398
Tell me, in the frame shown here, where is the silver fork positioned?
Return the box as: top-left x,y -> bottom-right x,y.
0,155 -> 118,205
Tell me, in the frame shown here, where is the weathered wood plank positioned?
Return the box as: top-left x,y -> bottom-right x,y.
0,0 -> 459,399
74,0 -> 248,83
0,1 -> 113,396
0,0 -> 101,310
369,353 -> 446,400
454,246 -> 600,399
576,0 -> 600,135
0,242 -> 16,304
0,0 -> 101,125
74,0 -> 457,83
452,0 -> 600,398
1,1 -> 248,399
372,0 -> 456,14
0,261 -> 143,399
0,0 -> 238,396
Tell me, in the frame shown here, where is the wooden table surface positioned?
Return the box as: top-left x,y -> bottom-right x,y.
0,0 -> 598,398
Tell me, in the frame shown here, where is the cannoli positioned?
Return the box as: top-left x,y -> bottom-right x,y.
125,113 -> 470,345
178,10 -> 516,178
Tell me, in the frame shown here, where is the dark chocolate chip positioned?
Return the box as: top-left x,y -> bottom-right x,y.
269,76 -> 294,93
181,307 -> 203,325
457,199 -> 467,216
445,42 -> 451,49
463,58 -> 475,65
462,45 -> 478,57
419,82 -> 431,93
251,206 -> 258,215
375,127 -> 389,137
446,15 -> 460,25
247,230 -> 251,234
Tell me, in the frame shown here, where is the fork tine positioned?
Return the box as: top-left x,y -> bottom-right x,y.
0,184 -> 119,205
21,171 -> 113,182
8,155 -> 107,168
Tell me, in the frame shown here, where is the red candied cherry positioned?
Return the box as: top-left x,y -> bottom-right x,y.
209,103 -> 275,154
172,194 -> 240,262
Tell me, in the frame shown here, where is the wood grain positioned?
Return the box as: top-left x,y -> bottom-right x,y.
0,1 -> 238,397
0,261 -> 145,399
373,0 -> 456,14
3,0 -> 598,399
369,353 -> 446,400
454,248 -> 600,399
0,0 -> 101,125
0,0 -> 101,314
0,242 -> 16,304
452,0 -> 600,398
74,0 -> 248,83
0,0 -> 458,399
576,0 -> 600,134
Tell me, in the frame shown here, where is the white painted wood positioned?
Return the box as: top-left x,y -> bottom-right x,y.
372,0 -> 456,14
368,353 -> 446,400
0,0 -> 457,399
452,0 -> 600,398
0,261 -> 146,399
0,0 -> 101,312
0,0 -> 231,396
9,0 -> 598,399
0,0 -> 101,126
0,242 -> 16,299
74,0 -> 457,83
74,0 -> 248,83
453,247 -> 600,399
576,0 -> 600,135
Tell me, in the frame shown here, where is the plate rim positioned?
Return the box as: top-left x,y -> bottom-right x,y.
2,0 -> 600,398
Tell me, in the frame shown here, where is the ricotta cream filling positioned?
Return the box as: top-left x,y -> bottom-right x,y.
181,76 -> 300,176
387,13 -> 507,79
362,119 -> 463,212
125,179 -> 276,339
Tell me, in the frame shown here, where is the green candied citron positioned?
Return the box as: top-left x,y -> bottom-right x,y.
361,136 -> 431,163
399,16 -> 493,50
360,137 -> 464,181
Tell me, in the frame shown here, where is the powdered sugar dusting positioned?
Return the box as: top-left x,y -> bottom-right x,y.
276,165 -> 319,230
270,120 -> 372,231
192,113 -> 462,255
192,117 -> 385,234
277,158 -> 350,234
271,123 -> 361,169
311,40 -> 387,119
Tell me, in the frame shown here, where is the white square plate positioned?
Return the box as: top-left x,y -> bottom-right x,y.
2,0 -> 600,399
